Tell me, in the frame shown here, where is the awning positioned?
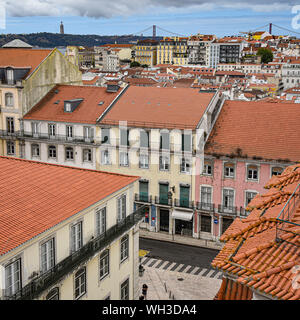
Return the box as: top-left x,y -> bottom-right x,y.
171,209 -> 193,221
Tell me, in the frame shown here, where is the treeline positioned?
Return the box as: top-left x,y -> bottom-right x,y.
0,33 -> 162,48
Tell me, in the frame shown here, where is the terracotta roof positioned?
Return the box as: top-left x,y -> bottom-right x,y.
212,164 -> 300,300
99,86 -> 215,129
124,77 -> 157,86
23,85 -> 121,124
0,48 -> 52,78
205,100 -> 300,162
0,156 -> 139,256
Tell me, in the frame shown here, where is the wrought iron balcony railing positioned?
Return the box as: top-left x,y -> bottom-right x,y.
276,183 -> 300,244
154,196 -> 172,207
0,130 -> 22,138
174,198 -> 194,209
21,131 -> 98,145
5,205 -> 145,300
196,202 -> 215,212
134,193 -> 152,203
218,204 -> 238,216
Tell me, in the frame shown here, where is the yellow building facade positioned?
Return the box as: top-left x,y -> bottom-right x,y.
0,157 -> 142,300
157,37 -> 189,66
134,39 -> 158,67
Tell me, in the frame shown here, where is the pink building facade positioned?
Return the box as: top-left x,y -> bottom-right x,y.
194,156 -> 288,241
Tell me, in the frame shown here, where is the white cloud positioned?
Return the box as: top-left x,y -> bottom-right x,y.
4,0 -> 295,18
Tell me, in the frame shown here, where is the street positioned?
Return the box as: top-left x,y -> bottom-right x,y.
140,237 -> 219,269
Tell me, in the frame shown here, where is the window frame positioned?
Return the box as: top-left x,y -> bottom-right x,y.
40,237 -> 55,274
117,195 -> 126,222
31,143 -> 40,158
83,148 -> 92,162
120,278 -> 130,300
120,235 -> 129,263
5,92 -> 14,107
5,258 -> 22,297
99,249 -> 109,281
65,146 -> 74,161
96,207 -> 106,237
46,287 -> 59,300
70,221 -> 83,253
6,141 -> 15,155
224,162 -> 235,179
74,267 -> 86,300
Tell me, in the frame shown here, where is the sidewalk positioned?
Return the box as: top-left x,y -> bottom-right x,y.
138,265 -> 222,300
139,229 -> 224,251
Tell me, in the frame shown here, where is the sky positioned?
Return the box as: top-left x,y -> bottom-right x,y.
1,0 -> 300,37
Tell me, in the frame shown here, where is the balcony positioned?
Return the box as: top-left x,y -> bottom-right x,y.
0,130 -> 22,138
155,195 -> 172,207
21,132 -> 97,145
196,202 -> 215,212
174,198 -> 194,210
218,204 -> 238,216
135,193 -> 152,204
5,205 -> 146,300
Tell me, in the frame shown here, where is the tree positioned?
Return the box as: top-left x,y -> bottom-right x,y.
130,61 -> 141,68
256,48 -> 273,63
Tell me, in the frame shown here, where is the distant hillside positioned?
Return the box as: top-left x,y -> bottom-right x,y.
0,33 -> 162,48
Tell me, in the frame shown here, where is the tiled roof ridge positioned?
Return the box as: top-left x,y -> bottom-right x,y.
0,156 -> 140,180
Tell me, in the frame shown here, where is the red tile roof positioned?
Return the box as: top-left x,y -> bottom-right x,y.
23,84 -> 121,124
205,100 -> 300,162
0,156 -> 139,256
0,48 -> 52,78
99,86 -> 215,129
212,164 -> 300,300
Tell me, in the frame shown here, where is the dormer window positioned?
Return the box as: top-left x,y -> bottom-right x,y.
64,99 -> 83,113
7,68 -> 14,85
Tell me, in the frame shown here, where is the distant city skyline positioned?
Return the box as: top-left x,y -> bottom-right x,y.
1,1 -> 300,37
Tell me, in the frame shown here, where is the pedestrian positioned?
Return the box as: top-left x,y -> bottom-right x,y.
139,295 -> 145,300
142,283 -> 148,300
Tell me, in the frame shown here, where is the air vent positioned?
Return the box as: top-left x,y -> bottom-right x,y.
54,100 -> 60,104
98,101 -> 104,106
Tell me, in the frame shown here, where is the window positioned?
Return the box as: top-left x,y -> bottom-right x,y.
101,149 -> 110,165
117,195 -> 126,222
201,186 -> 212,207
7,69 -> 14,84
6,117 -> 14,134
223,189 -> 234,208
96,207 -> 106,236
5,92 -> 14,106
32,122 -> 39,136
46,287 -> 59,300
222,217 -> 233,234
120,128 -> 129,146
83,148 -> 92,162
31,144 -> 40,158
159,155 -> 170,171
203,160 -> 213,175
74,267 -> 86,299
120,235 -> 129,262
41,238 -> 55,273
101,128 -> 110,144
245,191 -> 257,206
224,163 -> 235,178
139,181 -> 149,202
83,127 -> 94,141
139,154 -> 149,169
180,157 -> 191,173
65,147 -> 74,160
200,215 -> 211,233
66,125 -> 73,139
182,133 -> 192,152
271,167 -> 283,176
140,130 -> 149,148
48,124 -> 56,137
65,103 -> 71,112
71,222 -> 83,253
247,165 -> 258,180
6,141 -> 15,155
99,250 -> 109,280
120,278 -> 129,300
119,151 -> 129,167
48,145 -> 56,158
5,259 -> 21,297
